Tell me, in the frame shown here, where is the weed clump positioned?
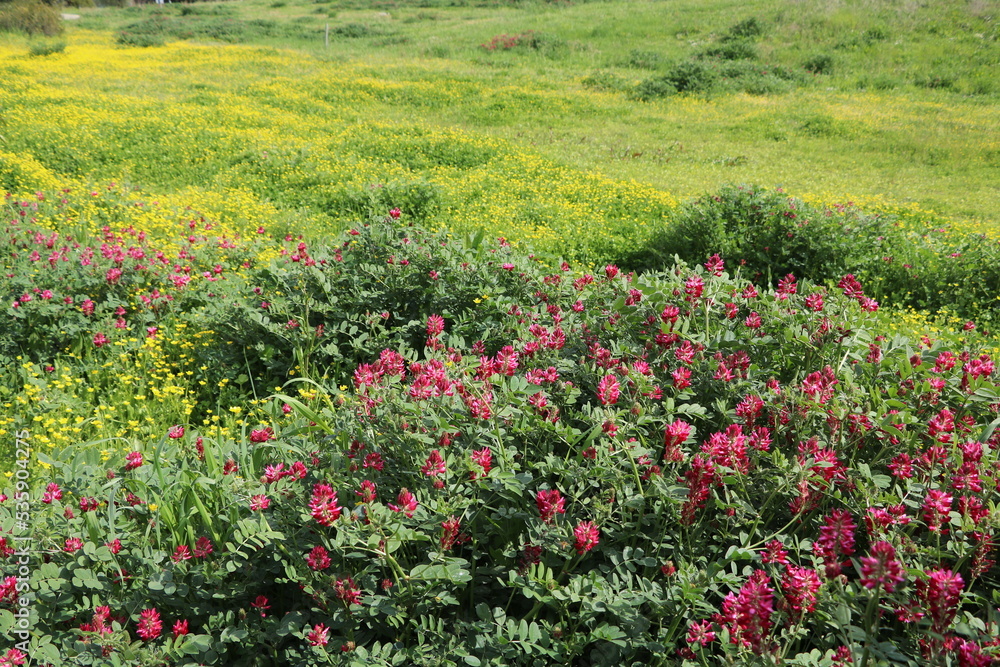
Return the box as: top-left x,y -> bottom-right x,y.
0,0 -> 62,36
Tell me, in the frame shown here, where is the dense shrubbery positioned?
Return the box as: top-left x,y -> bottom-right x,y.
621,185 -> 1000,329
3,205 -> 1000,665
0,0 -> 62,36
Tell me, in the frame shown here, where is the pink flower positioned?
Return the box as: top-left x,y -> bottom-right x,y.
471,447 -> 492,478
421,449 -> 447,478
335,577 -> 362,607
105,538 -> 123,554
535,489 -> 566,524
388,488 -> 419,517
42,482 -> 62,504
441,516 -> 462,551
310,483 -> 342,526
249,495 -> 270,511
426,314 -> 445,337
781,565 -> 821,620
136,608 -> 162,641
306,545 -> 331,570
172,619 -> 189,638
308,623 -> 330,646
761,540 -> 788,565
681,455 -> 718,525
249,427 -> 274,443
715,570 -> 774,654
168,425 -> 184,439
125,451 -> 143,471
93,333 -> 108,348
604,264 -> 619,279
2,648 -> 28,666
687,620 -> 717,646
172,545 -> 192,562
663,420 -> 691,462
704,254 -> 725,276
597,373 -> 620,406
355,479 -> 377,503
573,520 -> 600,554
64,537 -> 84,553
194,536 -> 213,558
922,489 -> 953,533
251,595 -> 271,617
859,541 -> 906,592
389,207 -> 401,219
917,568 -> 964,636
814,510 -> 856,578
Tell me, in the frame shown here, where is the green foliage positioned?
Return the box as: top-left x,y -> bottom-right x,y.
624,184 -> 1000,327
0,0 -> 62,36
28,39 -> 65,56
117,11 -> 318,46
802,53 -> 833,75
4,214 -> 1000,664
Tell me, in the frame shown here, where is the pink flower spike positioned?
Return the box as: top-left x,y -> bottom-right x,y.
573,520 -> 600,555
249,495 -> 270,511
136,608 -> 162,641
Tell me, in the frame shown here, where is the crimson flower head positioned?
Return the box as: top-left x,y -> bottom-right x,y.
249,427 -> 274,443
355,480 -> 377,503
306,545 -> 331,571
440,516 -> 462,551
334,577 -> 362,607
426,314 -> 445,337
309,483 -> 342,526
251,595 -> 271,617
922,489 -> 953,533
535,489 -> 566,524
167,425 -> 184,439
388,488 -> 418,517
249,495 -> 270,512
172,545 -> 192,562
716,570 -> 774,654
172,619 -> 189,639
859,541 -> 906,592
124,451 -> 143,471
64,538 -> 83,553
136,608 -> 162,641
308,623 -> 330,647
41,482 -> 62,504
1,649 -> 27,667
471,448 -> 493,478
687,620 -> 716,646
93,333 -> 108,348
597,374 -> 620,406
573,520 -> 600,555
781,565 -> 821,620
194,536 -> 213,558
814,509 -> 856,578
421,450 -> 447,478
917,568 -> 964,636
704,254 -> 725,276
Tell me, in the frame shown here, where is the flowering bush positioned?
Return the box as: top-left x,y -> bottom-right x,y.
3,214 -> 999,665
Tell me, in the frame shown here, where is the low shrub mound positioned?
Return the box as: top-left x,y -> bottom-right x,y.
0,0 -> 62,36
622,185 -> 1000,329
2,208 -> 999,665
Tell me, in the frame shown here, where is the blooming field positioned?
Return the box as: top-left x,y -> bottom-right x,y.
1,9 -> 1000,666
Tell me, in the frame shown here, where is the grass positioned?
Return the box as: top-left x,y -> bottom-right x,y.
4,0 -> 996,232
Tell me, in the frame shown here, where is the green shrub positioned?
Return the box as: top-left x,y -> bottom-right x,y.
723,16 -> 765,40
700,38 -> 757,61
802,52 -> 834,75
116,30 -> 166,48
0,0 -> 63,36
581,70 -> 629,93
29,39 -> 66,56
623,48 -> 665,70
